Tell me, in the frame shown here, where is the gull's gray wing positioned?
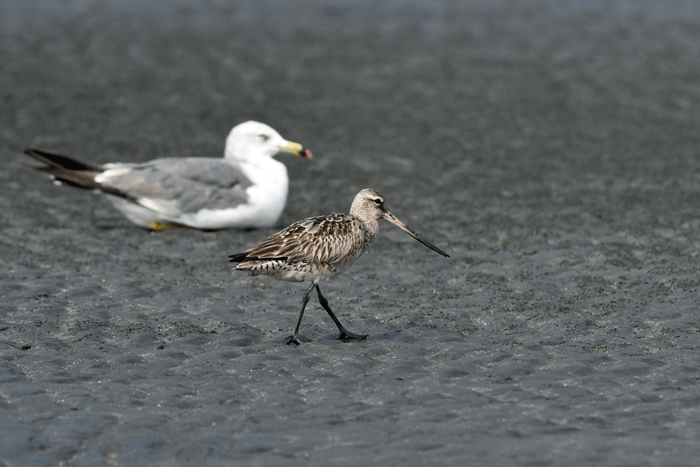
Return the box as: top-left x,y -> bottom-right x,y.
99,158 -> 252,216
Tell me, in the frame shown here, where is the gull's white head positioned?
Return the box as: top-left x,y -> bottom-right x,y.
224,121 -> 312,162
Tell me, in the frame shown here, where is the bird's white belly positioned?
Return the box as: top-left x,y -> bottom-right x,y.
106,197 -> 159,228
186,162 -> 288,229
178,187 -> 285,229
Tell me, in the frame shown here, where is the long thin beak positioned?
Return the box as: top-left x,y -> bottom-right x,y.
279,140 -> 313,160
382,211 -> 450,257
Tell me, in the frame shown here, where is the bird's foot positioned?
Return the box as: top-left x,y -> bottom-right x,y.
338,329 -> 368,341
285,335 -> 302,346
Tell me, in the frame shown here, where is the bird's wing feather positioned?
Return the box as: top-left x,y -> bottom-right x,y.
234,214 -> 366,265
99,158 -> 251,215
23,148 -> 104,172
22,148 -> 134,199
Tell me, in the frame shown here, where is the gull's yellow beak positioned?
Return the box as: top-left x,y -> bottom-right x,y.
279,141 -> 313,160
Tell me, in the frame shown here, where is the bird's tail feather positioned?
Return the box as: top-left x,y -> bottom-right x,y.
23,148 -> 103,172
21,148 -> 134,200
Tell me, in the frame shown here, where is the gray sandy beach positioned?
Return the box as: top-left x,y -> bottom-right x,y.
2,0 -> 700,465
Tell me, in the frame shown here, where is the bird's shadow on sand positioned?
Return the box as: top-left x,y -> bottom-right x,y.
94,222 -> 122,231
288,331 -> 416,346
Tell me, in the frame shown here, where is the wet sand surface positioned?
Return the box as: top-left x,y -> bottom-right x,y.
2,0 -> 700,465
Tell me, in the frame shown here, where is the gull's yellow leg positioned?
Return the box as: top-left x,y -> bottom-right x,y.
149,221 -> 181,232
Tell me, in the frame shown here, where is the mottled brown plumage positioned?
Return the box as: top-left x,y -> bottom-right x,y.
229,188 -> 449,345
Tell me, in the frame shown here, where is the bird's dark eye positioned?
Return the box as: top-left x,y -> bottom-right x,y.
258,134 -> 270,142
373,198 -> 383,207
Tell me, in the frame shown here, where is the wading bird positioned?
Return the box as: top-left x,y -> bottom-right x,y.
229,188 -> 449,345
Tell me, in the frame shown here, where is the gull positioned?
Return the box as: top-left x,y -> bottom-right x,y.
229,188 -> 449,345
22,121 -> 312,230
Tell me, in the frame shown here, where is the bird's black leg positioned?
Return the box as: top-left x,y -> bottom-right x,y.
315,284 -> 368,341
286,281 -> 317,345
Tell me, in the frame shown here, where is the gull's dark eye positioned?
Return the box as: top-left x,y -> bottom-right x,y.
258,134 -> 270,142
